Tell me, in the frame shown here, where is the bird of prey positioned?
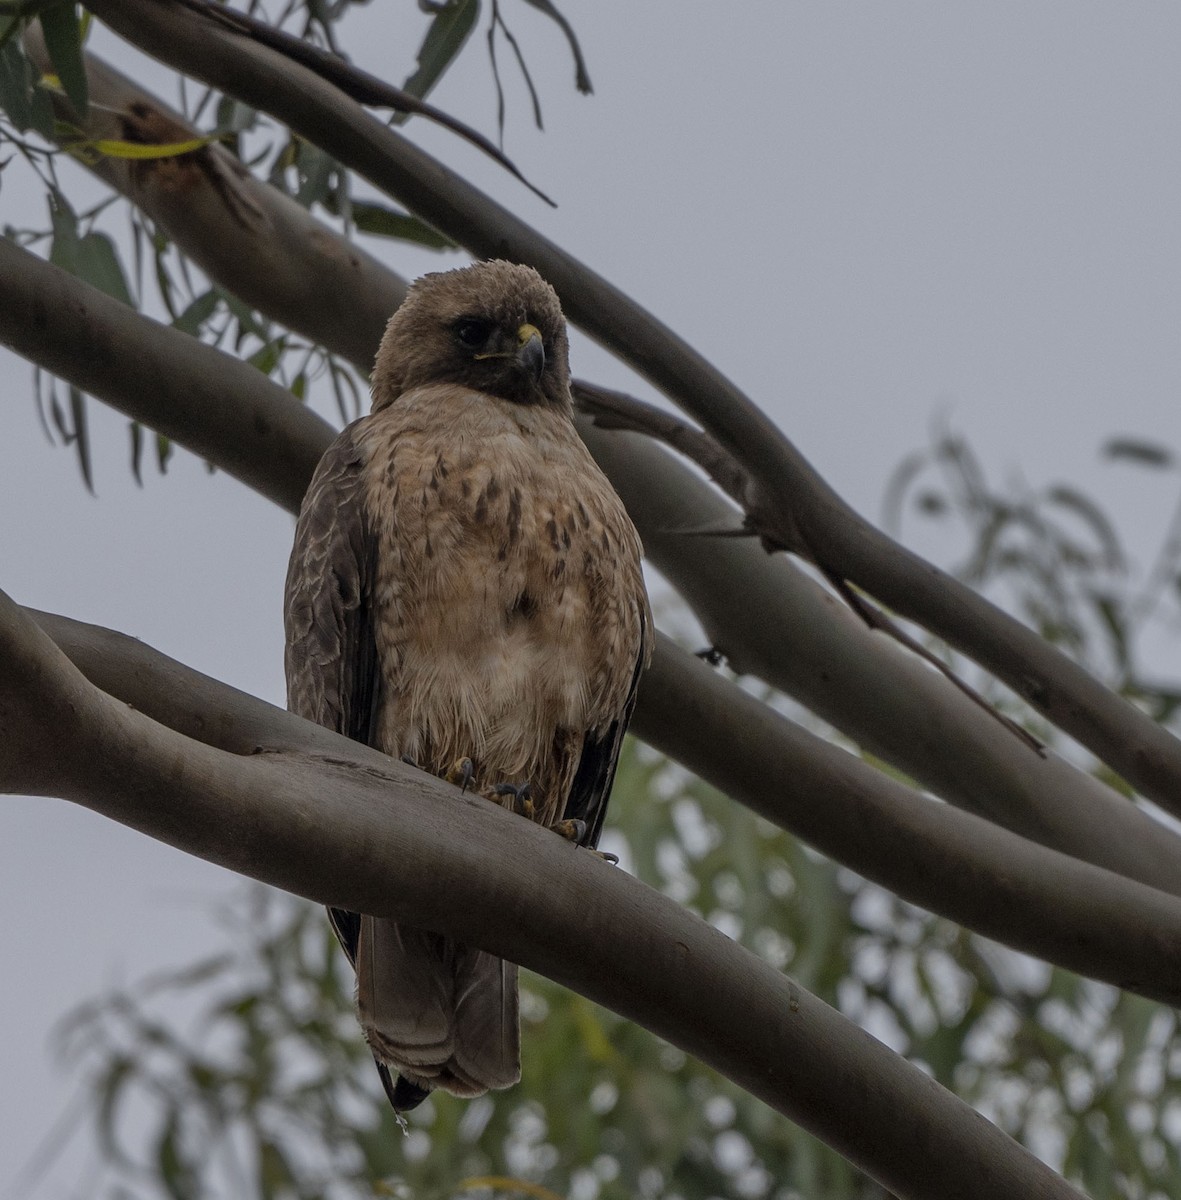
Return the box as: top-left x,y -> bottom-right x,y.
283,260 -> 652,1112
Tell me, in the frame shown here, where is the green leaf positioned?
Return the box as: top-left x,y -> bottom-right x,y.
47,188 -> 78,271
351,200 -> 456,249
68,384 -> 94,493
1102,437 -> 1174,468
400,0 -> 480,108
172,288 -> 219,336
0,36 -> 53,136
519,0 -> 592,93
129,419 -> 143,485
39,1 -> 87,117
75,230 -> 134,305
295,140 -> 335,208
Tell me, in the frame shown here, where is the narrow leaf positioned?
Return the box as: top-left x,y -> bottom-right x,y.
1103,437 -> 1174,469
68,385 -> 94,493
173,288 -> 219,336
85,134 -> 216,160
400,0 -> 480,108
519,0 -> 592,93
0,36 -> 36,129
75,231 -> 134,306
39,2 -> 87,116
129,419 -> 143,485
351,200 -> 456,249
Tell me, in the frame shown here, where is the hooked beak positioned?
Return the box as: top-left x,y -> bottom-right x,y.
515,323 -> 545,384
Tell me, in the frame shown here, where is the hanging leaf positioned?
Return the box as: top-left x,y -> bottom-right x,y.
172,288 -> 220,336
39,1 -> 88,117
129,419 -> 143,485
399,0 -> 480,111
519,0 -> 592,93
0,35 -> 51,134
75,230 -> 134,306
68,385 -> 94,493
47,188 -> 78,272
351,200 -> 456,249
1102,437 -> 1174,469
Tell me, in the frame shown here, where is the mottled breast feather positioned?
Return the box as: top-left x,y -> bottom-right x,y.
283,259 -> 651,1111
359,380 -> 650,829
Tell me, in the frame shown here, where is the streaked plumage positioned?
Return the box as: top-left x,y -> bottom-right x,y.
283,260 -> 651,1110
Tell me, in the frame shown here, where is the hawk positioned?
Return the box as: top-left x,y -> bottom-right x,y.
283,260 -> 652,1112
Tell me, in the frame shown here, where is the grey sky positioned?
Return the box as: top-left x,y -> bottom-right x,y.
3,4 -> 1181,1190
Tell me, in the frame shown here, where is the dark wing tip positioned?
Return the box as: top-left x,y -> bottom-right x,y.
375,1059 -> 432,1112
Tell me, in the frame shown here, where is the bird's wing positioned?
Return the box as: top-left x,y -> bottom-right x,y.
283,419 -> 380,964
562,605 -> 651,849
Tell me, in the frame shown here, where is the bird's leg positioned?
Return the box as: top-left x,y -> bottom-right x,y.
445,756 -> 475,793
492,780 -> 535,820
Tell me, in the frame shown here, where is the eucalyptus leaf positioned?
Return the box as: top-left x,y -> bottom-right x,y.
75,230 -> 134,306
351,200 -> 456,249
520,0 -> 592,93
399,0 -> 479,111
39,1 -> 87,117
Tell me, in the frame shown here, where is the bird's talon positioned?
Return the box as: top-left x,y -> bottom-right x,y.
492,780 -> 535,819
591,849 -> 620,865
445,756 -> 475,793
554,818 -> 587,843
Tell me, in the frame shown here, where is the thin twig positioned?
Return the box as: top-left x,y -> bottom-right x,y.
170,0 -> 556,206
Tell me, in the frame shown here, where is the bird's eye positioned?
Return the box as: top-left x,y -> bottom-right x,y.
453,318 -> 493,349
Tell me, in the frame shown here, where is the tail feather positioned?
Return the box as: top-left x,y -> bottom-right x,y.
449,950 -> 521,1094
355,916 -> 520,1101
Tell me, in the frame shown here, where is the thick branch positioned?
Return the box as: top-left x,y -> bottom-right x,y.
0,594 -> 1084,1200
5,236 -> 1181,901
22,26 -> 406,369
85,0 -> 1181,813
33,607 -> 1181,1011
28,43 -> 1181,890
0,236 -> 330,512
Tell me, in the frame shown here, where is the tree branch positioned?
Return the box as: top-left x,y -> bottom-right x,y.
6,233 -> 1181,902
0,592 -> 1086,1200
27,42 -> 1181,892
84,0 -> 1181,816
32,605 -> 1181,1011
21,26 -> 406,370
0,235 -> 330,513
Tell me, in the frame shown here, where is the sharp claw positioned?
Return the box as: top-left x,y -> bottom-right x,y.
591,849 -> 620,865
493,781 -> 535,819
554,818 -> 587,844
445,756 -> 475,793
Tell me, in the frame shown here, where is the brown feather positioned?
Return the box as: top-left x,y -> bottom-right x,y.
284,261 -> 651,1109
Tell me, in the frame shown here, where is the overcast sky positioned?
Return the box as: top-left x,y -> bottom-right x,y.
3,4 -> 1181,1192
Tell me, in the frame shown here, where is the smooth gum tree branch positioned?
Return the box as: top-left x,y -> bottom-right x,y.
83,0 -> 1181,814
22,26 -> 407,369
30,606 -> 1181,1010
0,236 -> 330,512
5,236 -> 1181,900
28,42 -> 1181,888
0,592 -> 1085,1200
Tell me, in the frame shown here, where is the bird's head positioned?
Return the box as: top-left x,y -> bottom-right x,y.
371,260 -> 572,412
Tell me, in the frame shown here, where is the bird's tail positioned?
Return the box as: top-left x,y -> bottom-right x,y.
356,915 -> 520,1103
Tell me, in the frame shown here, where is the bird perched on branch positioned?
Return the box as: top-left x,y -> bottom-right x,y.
283,260 -> 651,1112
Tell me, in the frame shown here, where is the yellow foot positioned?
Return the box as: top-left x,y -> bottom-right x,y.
445,756 -> 475,793
553,818 -> 587,844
